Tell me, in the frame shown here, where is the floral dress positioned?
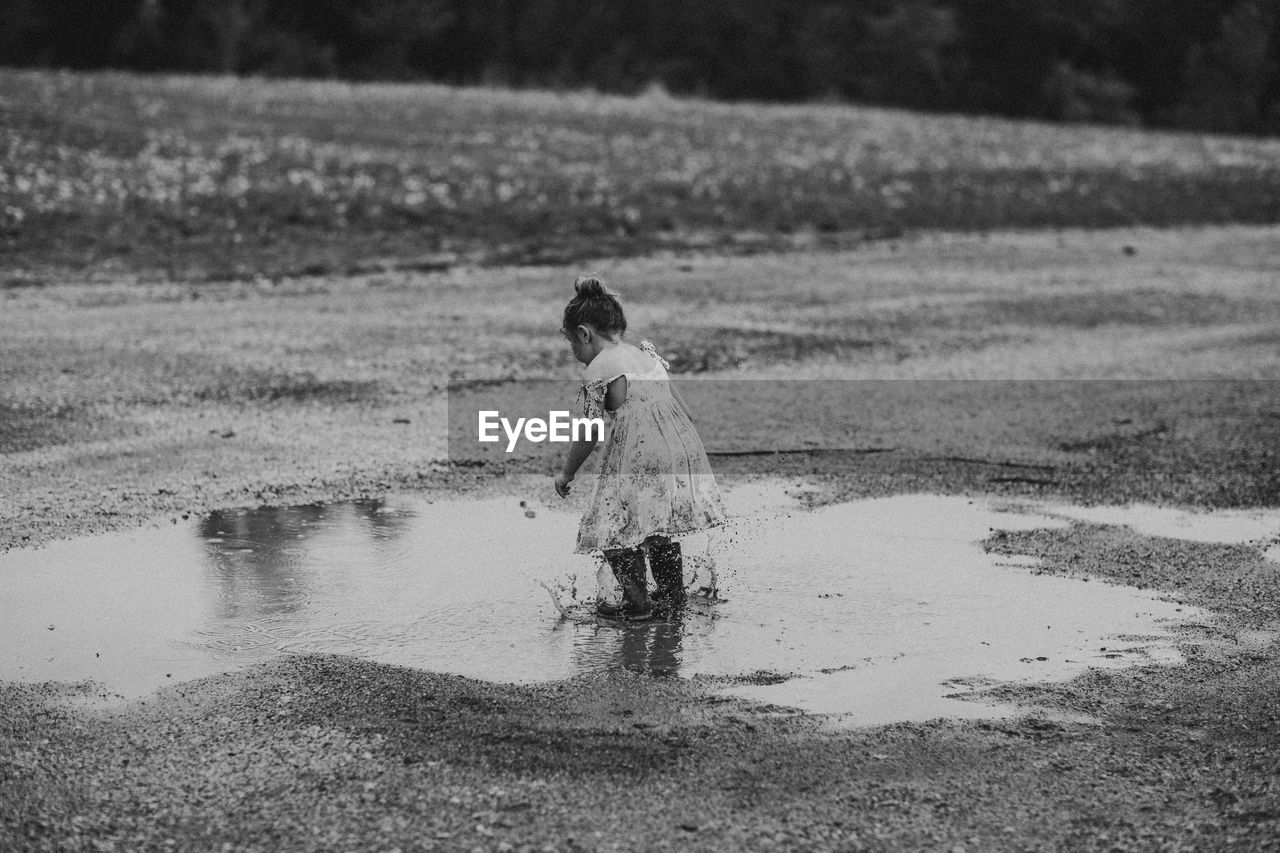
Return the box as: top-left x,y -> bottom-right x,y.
575,341 -> 726,553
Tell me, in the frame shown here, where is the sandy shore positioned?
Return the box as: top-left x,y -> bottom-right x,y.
3,226 -> 1279,850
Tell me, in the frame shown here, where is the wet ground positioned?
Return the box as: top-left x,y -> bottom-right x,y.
5,228 -> 1280,850
7,480 -> 1274,727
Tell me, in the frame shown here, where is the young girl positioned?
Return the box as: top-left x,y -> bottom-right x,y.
554,275 -> 725,620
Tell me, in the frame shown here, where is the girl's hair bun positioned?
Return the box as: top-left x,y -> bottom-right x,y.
564,273 -> 626,335
574,274 -> 607,298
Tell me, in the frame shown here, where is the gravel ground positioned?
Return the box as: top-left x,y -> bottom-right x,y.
4,646 -> 1278,851
3,226 -> 1280,851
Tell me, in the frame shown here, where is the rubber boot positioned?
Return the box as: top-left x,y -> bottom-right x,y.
649,540 -> 686,607
596,548 -> 655,620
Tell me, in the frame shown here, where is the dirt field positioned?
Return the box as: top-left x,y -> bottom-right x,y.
3,225 -> 1280,851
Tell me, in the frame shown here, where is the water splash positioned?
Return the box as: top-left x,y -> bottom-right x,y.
537,579 -> 574,620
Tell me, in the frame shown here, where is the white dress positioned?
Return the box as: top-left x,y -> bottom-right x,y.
574,341 -> 726,553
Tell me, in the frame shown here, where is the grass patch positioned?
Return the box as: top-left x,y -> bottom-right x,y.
191,369 -> 384,405
0,401 -> 110,454
660,327 -> 886,372
972,291 -> 1280,329
3,70 -> 1279,282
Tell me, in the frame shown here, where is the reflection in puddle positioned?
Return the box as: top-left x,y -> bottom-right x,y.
200,503 -> 412,619
2,485 -> 1269,725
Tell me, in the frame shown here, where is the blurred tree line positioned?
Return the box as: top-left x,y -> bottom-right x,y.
3,0 -> 1278,134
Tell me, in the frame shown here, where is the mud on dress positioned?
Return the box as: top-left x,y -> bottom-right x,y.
574,342 -> 726,553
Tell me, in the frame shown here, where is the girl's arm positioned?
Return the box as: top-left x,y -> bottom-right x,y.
555,435 -> 598,497
557,375 -> 624,497
604,375 -> 627,412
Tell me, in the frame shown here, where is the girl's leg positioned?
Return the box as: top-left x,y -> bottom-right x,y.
647,536 -> 685,606
597,547 -> 654,619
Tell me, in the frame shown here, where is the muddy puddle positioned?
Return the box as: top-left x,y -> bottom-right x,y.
4,481 -> 1276,725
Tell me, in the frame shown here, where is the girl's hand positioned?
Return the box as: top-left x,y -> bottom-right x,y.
554,471 -> 573,498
